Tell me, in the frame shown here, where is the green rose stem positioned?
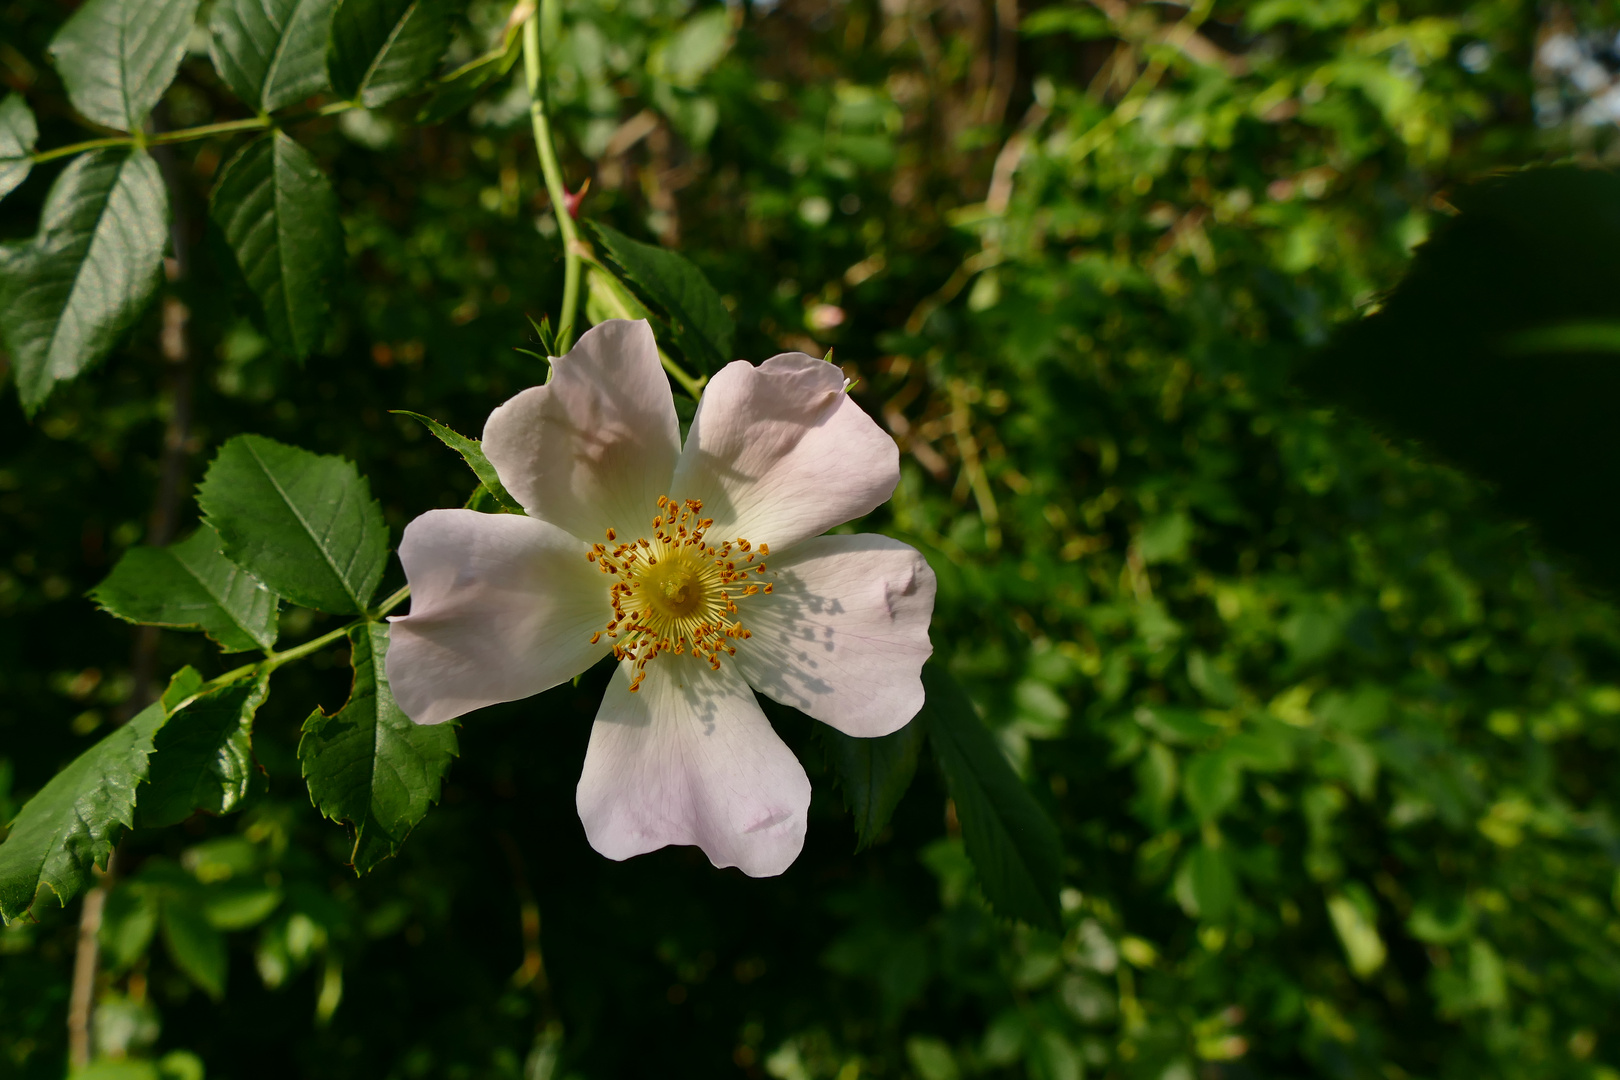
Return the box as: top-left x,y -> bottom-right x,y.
524,0 -> 581,354
28,102 -> 356,164
167,584 -> 413,715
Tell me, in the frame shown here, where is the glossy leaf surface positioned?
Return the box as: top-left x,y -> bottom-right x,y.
210,0 -> 341,112
198,434 -> 389,615
0,149 -> 168,414
139,676 -> 270,829
327,0 -> 458,108
0,94 -> 37,202
91,527 -> 279,653
299,624 -> 458,874
0,701 -> 167,921
209,132 -> 342,361
590,221 -> 735,374
48,0 -> 201,131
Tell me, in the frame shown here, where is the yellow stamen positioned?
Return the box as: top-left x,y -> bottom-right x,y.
585,497 -> 772,691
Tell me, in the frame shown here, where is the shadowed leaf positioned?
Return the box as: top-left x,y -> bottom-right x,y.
299,624 -> 458,874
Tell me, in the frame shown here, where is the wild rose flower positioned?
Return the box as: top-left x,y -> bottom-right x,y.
386,319 -> 936,877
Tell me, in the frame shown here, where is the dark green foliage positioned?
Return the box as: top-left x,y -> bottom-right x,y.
197,434 -> 389,614
0,701 -> 166,920
138,676 -> 268,828
0,94 -> 36,201
392,410 -> 523,511
5,0 -> 1620,1077
209,0 -> 342,112
590,220 -> 736,373
1305,167 -> 1620,597
298,623 -> 458,873
91,527 -> 280,653
326,0 -> 459,108
209,132 -> 343,361
416,26 -> 522,125
47,0 -> 201,131
0,149 -> 168,413
825,713 -> 928,851
925,663 -> 1063,930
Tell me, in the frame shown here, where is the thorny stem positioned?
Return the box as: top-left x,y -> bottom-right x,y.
524,1 -> 581,354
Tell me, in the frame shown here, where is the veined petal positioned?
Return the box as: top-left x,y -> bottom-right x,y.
576,659 -> 810,878
670,353 -> 899,551
735,535 -> 935,738
483,319 -> 680,542
387,509 -> 610,725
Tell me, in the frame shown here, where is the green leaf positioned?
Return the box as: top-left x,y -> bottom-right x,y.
48,0 -> 201,131
209,132 -> 342,361
1327,884 -> 1387,978
91,527 -> 280,653
415,24 -> 521,125
210,0 -> 342,112
649,9 -> 733,88
826,714 -> 928,851
391,411 -> 523,512
1302,166 -> 1620,596
327,0 -> 459,109
924,662 -> 1062,929
138,676 -> 270,829
0,149 -> 168,414
0,94 -> 37,202
160,895 -> 227,998
197,434 -> 389,615
100,882 -> 160,971
589,221 -> 735,374
299,624 -> 458,874
1181,750 -> 1242,822
1173,843 -> 1236,923
0,701 -> 167,922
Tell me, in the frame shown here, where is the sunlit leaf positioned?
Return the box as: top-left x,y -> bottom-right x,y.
0,149 -> 168,414
48,0 -> 201,131
590,221 -> 735,375
0,700 -> 167,922
197,434 -> 389,615
0,94 -> 37,202
91,527 -> 280,654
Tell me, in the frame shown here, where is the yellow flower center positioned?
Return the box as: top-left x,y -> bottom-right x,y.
586,497 -> 772,692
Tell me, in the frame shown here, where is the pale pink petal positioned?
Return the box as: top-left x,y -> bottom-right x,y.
387,509 -> 611,725
576,659 -> 810,877
670,353 -> 899,552
733,534 -> 935,738
483,319 -> 680,542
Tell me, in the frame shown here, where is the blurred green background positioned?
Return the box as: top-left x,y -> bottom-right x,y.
6,0 -> 1620,1077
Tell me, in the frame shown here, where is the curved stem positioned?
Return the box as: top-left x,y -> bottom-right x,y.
524,4 -> 581,353
184,585 -> 413,708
